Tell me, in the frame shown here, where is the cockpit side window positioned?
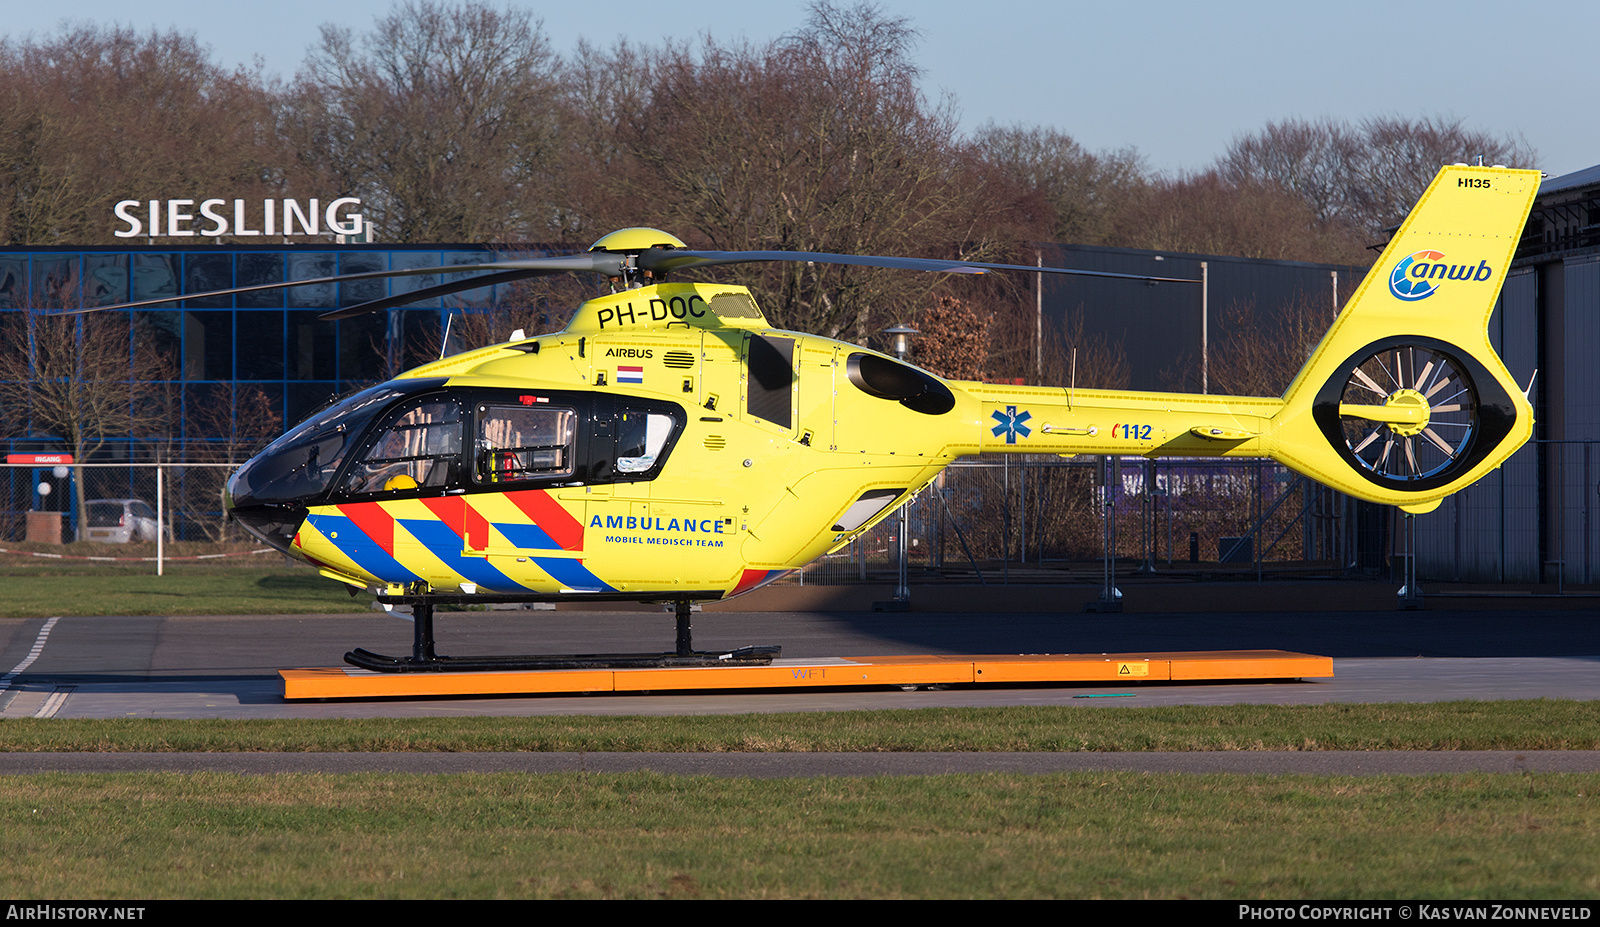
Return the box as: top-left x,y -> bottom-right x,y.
616,410 -> 674,474
474,404 -> 577,484
340,396 -> 464,496
587,398 -> 685,484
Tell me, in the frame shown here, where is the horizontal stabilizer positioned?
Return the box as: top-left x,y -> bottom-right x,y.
1190,426 -> 1257,441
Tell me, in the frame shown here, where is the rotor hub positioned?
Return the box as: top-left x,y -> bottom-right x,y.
588,227 -> 687,253
1383,389 -> 1430,436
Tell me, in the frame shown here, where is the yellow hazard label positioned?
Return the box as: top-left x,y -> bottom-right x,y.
1115,662 -> 1149,677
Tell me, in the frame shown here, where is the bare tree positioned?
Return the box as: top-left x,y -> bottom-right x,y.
551,39 -> 658,243
1111,170 -> 1370,265
1216,117 -> 1359,230
290,0 -> 565,242
0,307 -> 176,534
972,124 -> 1147,246
1352,115 -> 1536,233
1206,295 -> 1333,398
176,384 -> 282,541
0,25 -> 285,245
181,384 -> 282,465
425,302 -> 577,360
1218,115 -> 1537,239
601,2 -> 1009,340
1044,307 -> 1129,391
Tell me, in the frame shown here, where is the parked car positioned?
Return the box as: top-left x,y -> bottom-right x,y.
84,499 -> 161,543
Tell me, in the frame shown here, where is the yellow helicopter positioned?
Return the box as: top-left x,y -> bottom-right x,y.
89,164 -> 1540,671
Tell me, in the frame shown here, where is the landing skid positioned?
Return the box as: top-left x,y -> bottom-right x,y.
350,596 -> 780,673
343,646 -> 782,673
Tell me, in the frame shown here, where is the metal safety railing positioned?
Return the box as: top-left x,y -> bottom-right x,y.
1415,438 -> 1600,587
800,455 -> 1361,586
1,462 -> 254,574
7,441 -> 1589,589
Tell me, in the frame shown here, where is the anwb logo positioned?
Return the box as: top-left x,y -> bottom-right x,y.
1389,250 -> 1494,302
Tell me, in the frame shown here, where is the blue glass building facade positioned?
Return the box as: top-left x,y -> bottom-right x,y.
0,244 -> 584,459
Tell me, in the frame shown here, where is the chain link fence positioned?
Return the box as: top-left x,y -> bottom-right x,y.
5,455 -> 1351,580
801,456 -> 1367,585
1415,439 -> 1600,587
7,444 -> 1592,588
1,462 -> 251,559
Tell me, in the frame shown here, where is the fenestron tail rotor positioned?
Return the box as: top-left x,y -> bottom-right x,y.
1299,332 -> 1524,506
1335,343 -> 1478,483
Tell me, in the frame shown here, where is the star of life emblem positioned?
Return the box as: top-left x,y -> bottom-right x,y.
990,405 -> 1032,444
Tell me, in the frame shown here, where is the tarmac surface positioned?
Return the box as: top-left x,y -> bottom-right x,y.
1,580 -> 1596,774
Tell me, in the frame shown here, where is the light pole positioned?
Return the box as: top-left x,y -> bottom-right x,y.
880,325 -> 918,609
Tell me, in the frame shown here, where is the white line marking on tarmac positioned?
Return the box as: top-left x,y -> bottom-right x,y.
34,686 -> 73,718
1,616 -> 60,689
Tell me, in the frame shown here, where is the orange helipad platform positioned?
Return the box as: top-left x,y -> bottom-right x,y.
280,650 -> 1332,700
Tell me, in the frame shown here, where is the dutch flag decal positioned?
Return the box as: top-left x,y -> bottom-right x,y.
617,365 -> 644,384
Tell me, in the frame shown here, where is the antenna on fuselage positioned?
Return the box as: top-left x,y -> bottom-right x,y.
1070,347 -> 1078,409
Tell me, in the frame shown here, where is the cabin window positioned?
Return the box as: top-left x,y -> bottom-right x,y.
341,397 -> 464,495
746,335 -> 795,429
475,404 -> 577,484
616,410 -> 675,474
832,488 -> 904,532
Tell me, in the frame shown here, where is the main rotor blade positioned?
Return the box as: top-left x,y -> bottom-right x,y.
318,268 -> 550,320
64,253 -> 624,314
57,238 -> 1197,319
636,248 -> 1201,284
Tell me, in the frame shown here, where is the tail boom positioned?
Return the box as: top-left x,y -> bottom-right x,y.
970,384 -> 1282,458
961,165 -> 1540,513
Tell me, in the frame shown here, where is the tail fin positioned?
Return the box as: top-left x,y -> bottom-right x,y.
1271,165 -> 1540,513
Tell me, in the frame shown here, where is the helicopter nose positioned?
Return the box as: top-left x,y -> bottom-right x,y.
227,501 -> 305,556
224,467 -> 305,556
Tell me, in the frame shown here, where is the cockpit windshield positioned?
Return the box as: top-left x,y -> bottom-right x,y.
226,380 -> 441,508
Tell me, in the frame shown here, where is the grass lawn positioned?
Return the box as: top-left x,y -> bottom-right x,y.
3,771 -> 1596,898
2,701 -> 1599,753
2,705 -> 1595,897
0,550 -> 363,617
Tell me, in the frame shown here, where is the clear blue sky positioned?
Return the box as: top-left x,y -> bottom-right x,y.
7,0 -> 1594,177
